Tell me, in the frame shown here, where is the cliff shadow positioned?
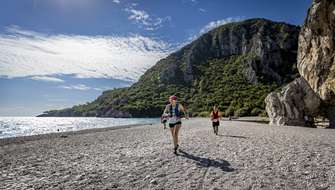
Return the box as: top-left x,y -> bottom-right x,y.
178,150 -> 234,172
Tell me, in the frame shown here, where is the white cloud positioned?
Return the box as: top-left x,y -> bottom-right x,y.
59,84 -> 114,91
31,76 -> 65,83
92,86 -> 117,91
182,0 -> 197,4
127,9 -> 150,23
125,8 -> 171,30
59,84 -> 92,91
112,0 -> 120,4
0,26 -> 173,82
199,17 -> 244,34
199,8 -> 207,12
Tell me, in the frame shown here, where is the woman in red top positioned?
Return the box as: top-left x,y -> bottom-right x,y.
210,105 -> 222,135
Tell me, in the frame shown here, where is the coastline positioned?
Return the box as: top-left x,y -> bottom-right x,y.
0,123 -> 155,146
0,117 -> 267,146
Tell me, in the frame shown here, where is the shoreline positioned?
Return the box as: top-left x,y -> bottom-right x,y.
0,117 -> 267,145
0,123 -> 153,146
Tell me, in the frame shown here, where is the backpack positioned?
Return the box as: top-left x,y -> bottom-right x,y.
169,103 -> 180,117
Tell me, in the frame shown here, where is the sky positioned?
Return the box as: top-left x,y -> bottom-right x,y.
0,0 -> 312,116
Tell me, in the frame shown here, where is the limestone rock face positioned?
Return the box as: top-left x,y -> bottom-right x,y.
297,0 -> 335,127
265,77 -> 321,126
156,18 -> 300,86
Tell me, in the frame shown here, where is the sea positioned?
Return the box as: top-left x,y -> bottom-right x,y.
0,117 -> 160,139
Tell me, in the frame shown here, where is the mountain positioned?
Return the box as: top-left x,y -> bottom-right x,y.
38,18 -> 300,118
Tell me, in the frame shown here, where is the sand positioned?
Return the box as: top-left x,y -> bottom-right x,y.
1,118 -> 335,190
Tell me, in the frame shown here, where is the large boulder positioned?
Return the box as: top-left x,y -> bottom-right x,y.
297,0 -> 335,128
265,77 -> 321,126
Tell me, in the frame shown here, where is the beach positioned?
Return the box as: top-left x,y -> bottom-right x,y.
1,118 -> 335,190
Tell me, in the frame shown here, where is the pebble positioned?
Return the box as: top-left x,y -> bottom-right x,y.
150,179 -> 158,185
1,118 -> 335,190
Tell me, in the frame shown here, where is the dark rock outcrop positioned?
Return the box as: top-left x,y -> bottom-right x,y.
265,77 -> 321,126
99,108 -> 132,118
37,108 -> 132,118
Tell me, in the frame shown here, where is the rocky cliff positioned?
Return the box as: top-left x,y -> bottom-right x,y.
38,19 -> 300,118
298,0 -> 335,128
266,0 -> 335,127
153,18 -> 299,86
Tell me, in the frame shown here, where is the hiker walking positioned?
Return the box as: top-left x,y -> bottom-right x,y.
210,105 -> 222,135
162,95 -> 188,154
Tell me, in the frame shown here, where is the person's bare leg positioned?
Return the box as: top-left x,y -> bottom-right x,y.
170,127 -> 177,148
174,124 -> 181,148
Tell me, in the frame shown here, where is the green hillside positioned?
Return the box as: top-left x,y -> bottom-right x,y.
39,18 -> 300,118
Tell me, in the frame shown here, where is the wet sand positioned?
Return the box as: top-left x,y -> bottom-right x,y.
1,118 -> 335,189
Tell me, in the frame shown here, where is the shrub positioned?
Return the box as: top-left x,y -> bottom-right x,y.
224,106 -> 234,117
198,111 -> 210,117
250,108 -> 262,116
259,110 -> 268,117
234,107 -> 249,117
